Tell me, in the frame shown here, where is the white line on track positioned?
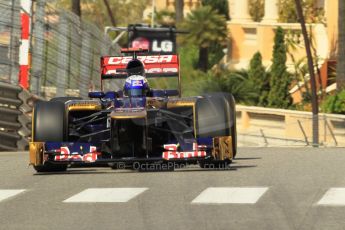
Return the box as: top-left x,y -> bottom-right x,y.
317,188 -> 345,206
63,188 -> 148,203
191,187 -> 269,204
0,189 -> 26,202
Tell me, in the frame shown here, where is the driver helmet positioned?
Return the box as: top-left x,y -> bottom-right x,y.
126,59 -> 145,76
123,75 -> 150,97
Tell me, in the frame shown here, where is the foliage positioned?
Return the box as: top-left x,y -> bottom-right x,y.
197,69 -> 258,104
248,52 -> 270,106
179,45 -> 199,71
181,6 -> 227,49
207,43 -> 226,69
321,90 -> 345,114
249,0 -> 264,22
146,10 -> 175,26
268,27 -> 292,108
179,68 -> 257,105
178,45 -> 258,105
278,0 -> 325,23
202,0 -> 229,20
181,6 -> 227,71
201,0 -> 229,68
149,46 -> 199,93
51,0 -> 149,28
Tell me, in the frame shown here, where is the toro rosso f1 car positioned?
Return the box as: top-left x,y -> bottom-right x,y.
29,48 -> 237,172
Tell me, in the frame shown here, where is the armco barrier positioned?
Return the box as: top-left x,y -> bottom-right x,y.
0,82 -> 43,151
236,105 -> 345,147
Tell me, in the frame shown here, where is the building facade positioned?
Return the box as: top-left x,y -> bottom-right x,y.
144,0 -> 201,20
227,0 -> 338,70
145,0 -> 339,98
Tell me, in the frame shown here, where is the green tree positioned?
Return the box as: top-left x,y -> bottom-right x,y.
52,0 -> 149,28
202,0 -> 229,20
201,0 -> 229,68
268,27 -> 292,108
278,0 -> 325,23
181,6 -> 227,71
321,90 -> 345,114
146,10 -> 175,26
249,0 -> 264,22
248,52 -> 269,106
198,70 -> 258,104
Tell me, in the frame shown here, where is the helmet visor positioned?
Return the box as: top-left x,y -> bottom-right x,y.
127,88 -> 146,97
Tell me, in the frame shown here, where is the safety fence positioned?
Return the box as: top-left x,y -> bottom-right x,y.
0,0 -> 121,151
236,105 -> 345,147
0,82 -> 44,151
30,0 -> 120,99
0,0 -> 21,84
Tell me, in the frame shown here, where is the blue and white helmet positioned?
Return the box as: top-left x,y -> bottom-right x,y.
123,75 -> 150,97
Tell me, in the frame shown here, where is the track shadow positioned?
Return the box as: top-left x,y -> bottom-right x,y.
229,165 -> 258,171
33,169 -> 117,176
234,157 -> 262,160
32,163 -> 258,175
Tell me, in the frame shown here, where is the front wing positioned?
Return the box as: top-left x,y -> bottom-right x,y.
29,136 -> 233,167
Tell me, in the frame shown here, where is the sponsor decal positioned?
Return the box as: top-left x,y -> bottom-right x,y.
131,37 -> 150,50
60,146 -> 70,155
152,40 -> 174,52
107,55 -> 174,65
102,55 -> 178,77
105,67 -> 177,75
162,143 -> 207,160
131,80 -> 143,87
55,146 -> 98,162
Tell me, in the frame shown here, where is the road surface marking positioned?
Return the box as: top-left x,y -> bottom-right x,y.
64,188 -> 148,203
317,188 -> 345,206
191,187 -> 268,204
0,189 -> 26,202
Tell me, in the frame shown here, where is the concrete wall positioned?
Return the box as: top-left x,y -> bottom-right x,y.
236,105 -> 345,147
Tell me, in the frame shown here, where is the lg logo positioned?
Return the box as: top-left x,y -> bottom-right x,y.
152,40 -> 174,52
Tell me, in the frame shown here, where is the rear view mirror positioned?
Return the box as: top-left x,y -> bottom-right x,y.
164,90 -> 179,97
150,89 -> 179,97
88,91 -> 105,99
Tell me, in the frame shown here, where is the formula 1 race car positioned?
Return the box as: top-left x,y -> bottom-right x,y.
29,48 -> 237,172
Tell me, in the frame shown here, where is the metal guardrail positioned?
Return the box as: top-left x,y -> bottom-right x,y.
0,81 -> 43,151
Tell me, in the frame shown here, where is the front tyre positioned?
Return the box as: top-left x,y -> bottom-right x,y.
32,101 -> 68,172
196,93 -> 237,156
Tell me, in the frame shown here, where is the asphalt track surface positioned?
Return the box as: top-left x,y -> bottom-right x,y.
1,148 -> 345,230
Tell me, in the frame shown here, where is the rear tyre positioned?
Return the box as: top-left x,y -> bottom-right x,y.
195,94 -> 229,138
226,94 -> 237,157
32,101 -> 68,172
198,93 -> 237,157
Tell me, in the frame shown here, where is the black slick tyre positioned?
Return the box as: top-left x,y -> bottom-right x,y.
32,101 -> 67,172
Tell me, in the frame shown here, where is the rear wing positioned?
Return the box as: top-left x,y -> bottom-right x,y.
101,54 -> 180,79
